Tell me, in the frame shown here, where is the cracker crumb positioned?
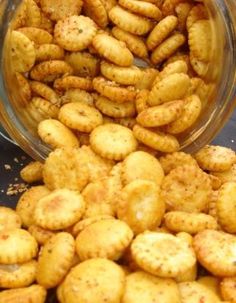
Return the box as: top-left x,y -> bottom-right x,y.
6,183 -> 28,196
14,157 -> 19,163
4,164 -> 11,170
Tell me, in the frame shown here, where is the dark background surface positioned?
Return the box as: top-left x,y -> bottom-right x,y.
0,110 -> 236,206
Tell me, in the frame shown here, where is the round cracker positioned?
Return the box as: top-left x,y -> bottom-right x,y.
42,147 -> 89,191
36,232 -> 75,288
75,219 -> 133,260
90,123 -> 137,160
54,15 -> 97,52
34,189 -> 85,230
10,30 -> 36,72
131,231 -> 196,278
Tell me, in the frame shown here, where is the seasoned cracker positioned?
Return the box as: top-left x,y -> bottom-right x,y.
30,97 -> 59,119
15,72 -> 31,106
40,0 -> 83,21
10,30 -> 36,73
30,60 -> 73,82
193,230 -> 236,276
54,76 -> 93,92
83,0 -> 108,28
65,51 -> 100,77
58,102 -> 103,133
20,161 -> 43,183
101,61 -> 142,85
58,259 -> 125,303
216,182 -> 236,233
188,77 -> 210,104
76,219 -> 133,260
220,277 -> 236,302
38,119 -> 80,149
190,54 -> 209,76
109,5 -> 153,36
80,145 -> 115,183
198,276 -> 221,299
119,0 -> 162,19
90,123 -> 137,160
174,261 -> 197,283
161,164 -> 212,212
30,81 -> 60,105
162,0 -> 187,16
194,145 -> 236,172
164,211 -> 217,234
148,73 -> 190,106
151,33 -> 186,65
42,147 -> 89,191
16,186 -> 51,228
11,1 -> 27,30
165,52 -> 193,74
37,232 -> 75,288
25,102 -> 45,124
0,207 -> 21,232
135,68 -> 159,90
117,180 -> 165,234
133,124 -> 180,153
93,33 -> 134,67
131,231 -> 196,278
137,100 -> 184,127
54,15 -> 97,51
135,89 -> 149,113
35,44 -> 65,62
18,27 -> 53,45
122,271 -> 181,303
166,94 -> 202,134
189,19 -> 212,62
176,2 -> 193,32
186,4 -> 208,30
34,189 -> 85,230
25,0 -> 41,27
212,163 -> 236,183
0,260 -> 37,289
179,281 -> 222,303
112,26 -> 148,58
158,60 -> 188,80
95,95 -> 136,118
61,89 -> 94,106
0,229 -> 38,264
159,151 -> 198,174
72,215 -> 114,237
82,180 -> 115,218
146,15 -> 178,50
0,285 -> 46,303
121,151 -> 164,186
93,77 -> 136,103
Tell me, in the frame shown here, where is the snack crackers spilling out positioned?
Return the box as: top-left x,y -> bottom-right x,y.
1,0 -> 236,303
